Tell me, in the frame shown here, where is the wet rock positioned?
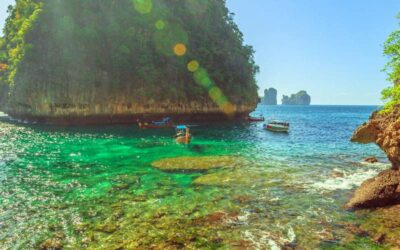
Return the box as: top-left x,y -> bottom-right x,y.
131,195 -> 147,202
358,204 -> 400,247
113,174 -> 140,185
345,169 -> 400,209
233,195 -> 253,204
39,237 -> 63,250
95,220 -> 118,233
373,233 -> 386,244
111,183 -> 130,191
352,107 -> 400,169
331,170 -> 344,178
151,156 -> 245,171
364,157 -> 378,164
193,169 -> 274,186
339,222 -> 368,237
230,239 -> 253,249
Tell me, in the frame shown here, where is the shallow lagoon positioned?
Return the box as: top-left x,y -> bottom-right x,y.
0,106 -> 391,249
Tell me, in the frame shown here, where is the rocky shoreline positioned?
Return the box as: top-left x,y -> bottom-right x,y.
347,106 -> 400,247
4,110 -> 252,125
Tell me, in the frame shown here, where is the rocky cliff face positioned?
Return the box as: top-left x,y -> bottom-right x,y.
281,91 -> 311,105
351,107 -> 400,169
0,0 -> 259,124
348,107 -> 400,209
261,88 -> 277,105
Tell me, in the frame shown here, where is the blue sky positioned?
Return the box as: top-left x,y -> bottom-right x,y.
226,0 -> 400,104
1,1 -> 400,104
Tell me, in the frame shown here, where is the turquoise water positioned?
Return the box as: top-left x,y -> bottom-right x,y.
0,105 -> 390,249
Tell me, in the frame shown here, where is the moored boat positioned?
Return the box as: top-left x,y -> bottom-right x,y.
246,114 -> 265,122
263,121 -> 289,132
138,117 -> 173,129
175,125 -> 192,144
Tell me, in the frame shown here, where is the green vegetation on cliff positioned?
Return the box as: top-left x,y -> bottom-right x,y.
382,14 -> 400,112
0,0 -> 258,119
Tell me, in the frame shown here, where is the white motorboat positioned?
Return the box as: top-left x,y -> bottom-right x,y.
263,121 -> 289,132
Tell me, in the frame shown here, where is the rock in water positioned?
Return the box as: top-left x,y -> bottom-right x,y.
352,108 -> 400,169
0,0 -> 258,124
345,169 -> 400,209
151,156 -> 245,171
262,88 -> 277,105
364,157 -> 378,164
281,91 -> 311,105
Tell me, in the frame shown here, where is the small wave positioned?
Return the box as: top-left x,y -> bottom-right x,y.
310,164 -> 390,191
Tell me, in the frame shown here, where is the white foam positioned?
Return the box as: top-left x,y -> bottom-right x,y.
268,239 -> 281,250
310,164 -> 390,191
286,226 -> 296,243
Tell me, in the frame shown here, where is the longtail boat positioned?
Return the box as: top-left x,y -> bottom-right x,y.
138,117 -> 173,129
175,125 -> 192,144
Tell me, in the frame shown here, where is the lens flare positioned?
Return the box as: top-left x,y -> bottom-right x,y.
222,102 -> 235,116
133,0 -> 152,14
153,23 -> 188,57
194,68 -> 213,89
187,60 -> 199,72
155,20 -> 165,30
173,43 -> 186,56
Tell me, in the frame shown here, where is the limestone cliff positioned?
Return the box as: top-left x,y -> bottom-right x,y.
0,0 -> 259,124
281,91 -> 311,105
261,88 -> 277,105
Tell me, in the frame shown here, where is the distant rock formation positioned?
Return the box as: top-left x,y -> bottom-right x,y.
261,88 -> 277,105
282,91 -> 311,105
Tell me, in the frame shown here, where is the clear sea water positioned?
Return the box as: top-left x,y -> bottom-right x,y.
0,105 -> 391,249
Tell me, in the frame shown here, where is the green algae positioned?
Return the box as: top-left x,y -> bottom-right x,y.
151,155 -> 246,171
192,169 -> 284,186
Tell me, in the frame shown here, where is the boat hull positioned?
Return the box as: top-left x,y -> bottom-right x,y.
138,122 -> 173,129
264,124 -> 289,133
175,135 -> 192,144
246,117 -> 265,122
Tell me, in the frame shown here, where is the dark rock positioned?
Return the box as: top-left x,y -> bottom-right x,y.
365,157 -> 378,164
339,222 -> 368,237
373,233 -> 386,244
331,170 -> 344,178
39,237 -> 63,250
95,220 -> 118,233
345,169 -> 400,209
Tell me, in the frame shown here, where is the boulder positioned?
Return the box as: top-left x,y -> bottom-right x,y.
345,169 -> 400,209
364,157 -> 378,164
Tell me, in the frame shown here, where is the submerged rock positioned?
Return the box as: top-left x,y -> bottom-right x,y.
193,169 -> 277,186
364,157 -> 378,164
38,237 -> 63,250
345,169 -> 400,209
358,204 -> 400,247
151,156 -> 245,171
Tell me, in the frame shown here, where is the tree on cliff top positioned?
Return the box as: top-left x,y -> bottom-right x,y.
0,0 -> 259,116
382,14 -> 400,113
